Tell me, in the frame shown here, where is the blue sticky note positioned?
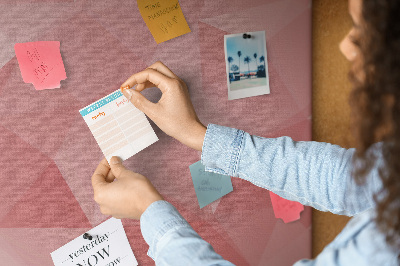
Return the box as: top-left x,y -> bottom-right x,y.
189,161 -> 233,208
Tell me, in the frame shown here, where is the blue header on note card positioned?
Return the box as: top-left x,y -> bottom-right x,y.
80,90 -> 123,116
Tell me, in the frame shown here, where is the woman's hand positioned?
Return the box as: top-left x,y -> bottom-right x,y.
120,61 -> 206,151
91,157 -> 164,220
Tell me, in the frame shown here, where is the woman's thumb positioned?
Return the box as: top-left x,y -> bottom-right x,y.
109,156 -> 127,178
123,89 -> 154,115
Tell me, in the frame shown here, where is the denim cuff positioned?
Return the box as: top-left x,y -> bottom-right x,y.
140,200 -> 191,260
201,124 -> 245,177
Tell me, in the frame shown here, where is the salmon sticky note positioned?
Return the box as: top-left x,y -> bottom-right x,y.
14,41 -> 67,90
269,192 -> 304,223
137,0 -> 191,44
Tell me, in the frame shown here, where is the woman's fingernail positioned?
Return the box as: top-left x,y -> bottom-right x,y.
125,89 -> 133,100
110,156 -> 121,165
120,85 -> 129,92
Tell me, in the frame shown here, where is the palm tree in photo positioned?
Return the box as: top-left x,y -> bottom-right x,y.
237,51 -> 242,77
260,55 -> 265,71
244,56 -> 251,78
253,53 -> 258,71
227,56 -> 233,73
231,64 -> 239,73
231,64 -> 239,82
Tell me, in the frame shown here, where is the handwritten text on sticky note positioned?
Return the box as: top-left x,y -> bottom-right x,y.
14,41 -> 67,90
189,161 -> 233,209
137,0 -> 191,44
269,192 -> 304,223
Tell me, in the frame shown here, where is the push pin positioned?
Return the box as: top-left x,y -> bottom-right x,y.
83,233 -> 93,240
243,33 -> 252,39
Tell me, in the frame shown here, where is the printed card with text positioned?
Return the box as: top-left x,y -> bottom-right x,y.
79,90 -> 158,162
51,218 -> 137,266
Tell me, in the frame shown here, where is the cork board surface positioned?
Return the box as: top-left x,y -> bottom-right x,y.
312,0 -> 353,257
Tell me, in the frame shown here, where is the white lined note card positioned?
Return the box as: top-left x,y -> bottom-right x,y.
79,90 -> 158,162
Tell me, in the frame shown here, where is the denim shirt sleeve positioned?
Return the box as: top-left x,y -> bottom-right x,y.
140,200 -> 235,265
201,124 -> 382,216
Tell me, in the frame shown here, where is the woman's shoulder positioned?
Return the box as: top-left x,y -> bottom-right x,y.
323,209 -> 399,265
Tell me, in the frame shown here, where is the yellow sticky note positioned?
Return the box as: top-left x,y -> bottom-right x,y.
137,0 -> 191,44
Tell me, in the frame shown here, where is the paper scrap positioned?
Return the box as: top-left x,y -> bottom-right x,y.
14,41 -> 67,90
137,0 -> 191,44
79,90 -> 158,162
189,161 -> 233,209
51,218 -> 137,266
269,191 -> 304,223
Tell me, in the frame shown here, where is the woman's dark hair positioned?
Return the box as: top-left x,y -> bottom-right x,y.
350,0 -> 400,250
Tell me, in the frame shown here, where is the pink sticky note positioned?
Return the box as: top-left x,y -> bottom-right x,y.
14,41 -> 67,90
269,191 -> 304,223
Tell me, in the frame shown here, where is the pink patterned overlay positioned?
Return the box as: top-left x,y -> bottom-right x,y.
0,0 -> 311,265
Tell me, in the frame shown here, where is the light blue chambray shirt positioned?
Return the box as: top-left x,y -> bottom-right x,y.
140,124 -> 400,265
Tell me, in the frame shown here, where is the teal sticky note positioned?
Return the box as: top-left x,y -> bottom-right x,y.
189,161 -> 233,208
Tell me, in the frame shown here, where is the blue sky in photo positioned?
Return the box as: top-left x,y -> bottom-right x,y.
226,32 -> 266,73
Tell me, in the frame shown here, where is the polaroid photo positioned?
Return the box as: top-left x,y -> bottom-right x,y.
224,31 -> 270,100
